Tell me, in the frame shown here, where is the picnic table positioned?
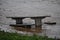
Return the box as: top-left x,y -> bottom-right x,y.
6,15 -> 50,29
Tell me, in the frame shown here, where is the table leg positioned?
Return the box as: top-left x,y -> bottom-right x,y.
16,19 -> 23,24
35,18 -> 42,28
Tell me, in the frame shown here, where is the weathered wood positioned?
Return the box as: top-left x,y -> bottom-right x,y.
35,18 -> 42,28
6,15 -> 50,18
16,19 -> 23,24
10,24 -> 32,28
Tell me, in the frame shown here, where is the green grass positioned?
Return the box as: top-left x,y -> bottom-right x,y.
0,31 -> 55,40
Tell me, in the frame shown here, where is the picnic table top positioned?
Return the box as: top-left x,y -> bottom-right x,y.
6,15 -> 50,19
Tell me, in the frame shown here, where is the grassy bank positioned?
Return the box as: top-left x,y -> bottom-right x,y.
0,31 -> 55,40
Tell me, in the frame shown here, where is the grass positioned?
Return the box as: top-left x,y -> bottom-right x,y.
0,31 -> 55,40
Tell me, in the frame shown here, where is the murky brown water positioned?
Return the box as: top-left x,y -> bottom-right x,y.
13,27 -> 42,33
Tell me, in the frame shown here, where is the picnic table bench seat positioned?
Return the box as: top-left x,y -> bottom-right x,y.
10,24 -> 34,28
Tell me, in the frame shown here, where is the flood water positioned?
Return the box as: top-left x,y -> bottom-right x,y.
0,23 -> 60,38
42,24 -> 60,38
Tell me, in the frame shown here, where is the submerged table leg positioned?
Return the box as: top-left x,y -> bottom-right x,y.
16,18 -> 23,24
35,18 -> 42,28
31,18 -> 42,29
